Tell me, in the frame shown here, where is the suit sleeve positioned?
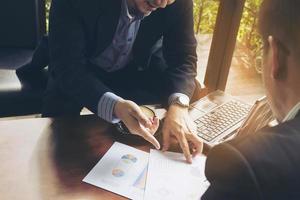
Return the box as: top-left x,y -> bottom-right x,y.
162,0 -> 198,99
202,143 -> 262,200
49,0 -> 112,113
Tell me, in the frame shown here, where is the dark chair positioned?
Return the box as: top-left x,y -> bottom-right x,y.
0,0 -> 46,117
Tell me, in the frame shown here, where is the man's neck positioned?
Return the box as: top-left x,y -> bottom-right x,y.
126,0 -> 147,19
280,88 -> 300,122
281,60 -> 300,121
126,0 -> 139,16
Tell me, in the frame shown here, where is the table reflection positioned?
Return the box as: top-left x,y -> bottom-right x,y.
34,115 -> 151,199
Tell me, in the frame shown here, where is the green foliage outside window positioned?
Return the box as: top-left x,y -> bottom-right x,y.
193,0 -> 263,72
45,0 -> 51,32
238,0 -> 263,72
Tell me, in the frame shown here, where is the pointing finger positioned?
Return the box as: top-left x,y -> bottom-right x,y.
176,132 -> 192,163
149,116 -> 160,134
136,125 -> 160,149
162,125 -> 171,151
188,133 -> 203,157
167,0 -> 175,5
161,0 -> 168,8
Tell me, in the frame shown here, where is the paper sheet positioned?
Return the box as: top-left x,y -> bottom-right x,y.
144,150 -> 210,200
83,142 -> 149,200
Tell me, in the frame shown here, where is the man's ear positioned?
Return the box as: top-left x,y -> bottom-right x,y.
268,36 -> 288,80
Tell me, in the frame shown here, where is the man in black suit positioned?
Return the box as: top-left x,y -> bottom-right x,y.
202,0 -> 300,199
46,0 -> 203,162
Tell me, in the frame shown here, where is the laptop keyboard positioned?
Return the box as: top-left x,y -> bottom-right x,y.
194,100 -> 251,142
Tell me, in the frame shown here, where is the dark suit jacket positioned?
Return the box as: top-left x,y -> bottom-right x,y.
202,112 -> 300,200
46,0 -> 197,114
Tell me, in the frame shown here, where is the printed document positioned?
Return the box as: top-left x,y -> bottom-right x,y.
144,150 -> 210,200
83,142 -> 148,200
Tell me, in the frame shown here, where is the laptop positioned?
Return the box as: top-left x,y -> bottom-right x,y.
189,90 -> 273,147
147,90 -> 274,148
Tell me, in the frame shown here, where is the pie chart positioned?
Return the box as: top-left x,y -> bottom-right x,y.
121,154 -> 138,164
112,168 -> 125,177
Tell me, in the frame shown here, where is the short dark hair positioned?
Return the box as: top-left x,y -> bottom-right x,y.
258,0 -> 300,52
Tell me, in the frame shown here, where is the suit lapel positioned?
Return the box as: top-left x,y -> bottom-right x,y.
94,0 -> 122,56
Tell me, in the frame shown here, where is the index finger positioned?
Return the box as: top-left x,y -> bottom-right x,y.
167,0 -> 175,5
137,125 -> 161,150
162,124 -> 171,151
152,0 -> 161,6
187,133 -> 203,157
175,132 -> 192,163
160,0 -> 168,8
186,122 -> 203,156
148,116 -> 159,135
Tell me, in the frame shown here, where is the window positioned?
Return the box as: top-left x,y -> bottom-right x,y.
225,0 -> 264,103
194,0 -> 220,83
199,0 -> 265,104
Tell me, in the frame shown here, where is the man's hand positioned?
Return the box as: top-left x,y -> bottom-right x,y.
114,99 -> 160,149
162,104 -> 203,163
147,0 -> 176,8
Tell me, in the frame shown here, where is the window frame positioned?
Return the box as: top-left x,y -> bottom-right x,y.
203,0 -> 246,93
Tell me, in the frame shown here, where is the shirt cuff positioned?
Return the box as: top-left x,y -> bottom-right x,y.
98,92 -> 122,123
168,93 -> 190,106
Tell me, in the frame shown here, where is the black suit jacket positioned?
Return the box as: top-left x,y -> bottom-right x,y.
47,0 -> 197,113
202,112 -> 300,200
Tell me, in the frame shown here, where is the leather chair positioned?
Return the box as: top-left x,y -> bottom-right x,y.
0,0 -> 46,117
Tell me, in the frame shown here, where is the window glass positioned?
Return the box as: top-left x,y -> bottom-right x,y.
225,0 -> 265,103
194,0 -> 220,83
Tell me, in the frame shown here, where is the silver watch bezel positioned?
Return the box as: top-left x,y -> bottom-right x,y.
172,96 -> 189,107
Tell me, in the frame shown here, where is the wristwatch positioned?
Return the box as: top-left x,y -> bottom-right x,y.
170,95 -> 190,108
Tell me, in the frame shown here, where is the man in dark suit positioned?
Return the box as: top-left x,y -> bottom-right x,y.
202,0 -> 300,199
46,0 -> 203,162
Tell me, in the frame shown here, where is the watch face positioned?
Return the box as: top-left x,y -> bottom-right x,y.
179,96 -> 189,106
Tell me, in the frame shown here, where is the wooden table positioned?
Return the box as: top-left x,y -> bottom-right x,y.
0,115 -> 158,200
